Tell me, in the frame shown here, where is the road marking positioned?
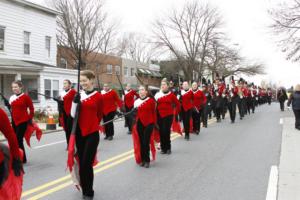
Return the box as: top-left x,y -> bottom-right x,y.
33,140 -> 66,149
22,118 -> 215,199
21,149 -> 134,198
24,134 -> 182,199
266,165 -> 278,200
279,118 -> 283,125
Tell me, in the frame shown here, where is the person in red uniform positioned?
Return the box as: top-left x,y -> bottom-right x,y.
71,70 -> 103,199
101,84 -> 123,140
179,81 -> 194,141
191,82 -> 206,134
55,79 -> 76,146
155,79 -> 180,154
213,77 -> 226,122
227,76 -> 239,123
123,84 -> 139,135
267,88 -> 273,105
0,108 -> 24,200
7,81 -> 34,164
132,85 -> 156,168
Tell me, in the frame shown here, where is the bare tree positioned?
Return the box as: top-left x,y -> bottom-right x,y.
270,0 -> 300,62
205,40 -> 265,77
116,32 -> 162,63
153,1 -> 222,80
49,0 -> 118,68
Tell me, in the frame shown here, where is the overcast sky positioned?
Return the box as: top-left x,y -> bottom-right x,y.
31,0 -> 300,88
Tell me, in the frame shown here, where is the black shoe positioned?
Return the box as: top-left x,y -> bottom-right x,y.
166,149 -> 172,155
104,136 -> 108,140
139,162 -> 145,167
185,135 -> 190,141
160,150 -> 167,154
231,120 -> 235,124
108,136 -> 113,141
195,131 -> 199,135
203,124 -> 207,128
144,162 -> 150,168
127,131 -> 132,135
240,117 -> 243,120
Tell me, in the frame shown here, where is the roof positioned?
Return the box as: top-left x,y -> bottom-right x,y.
11,0 -> 60,16
0,58 -> 42,70
137,68 -> 162,77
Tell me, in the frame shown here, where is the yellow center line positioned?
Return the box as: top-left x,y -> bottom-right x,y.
23,117 -> 216,199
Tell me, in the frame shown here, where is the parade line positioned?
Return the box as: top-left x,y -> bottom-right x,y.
22,119 -> 217,200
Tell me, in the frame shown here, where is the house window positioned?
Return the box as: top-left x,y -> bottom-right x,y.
52,80 -> 59,98
124,66 -> 128,76
44,79 -> 51,99
130,68 -> 135,76
107,64 -> 112,74
24,31 -> 30,55
45,36 -> 51,58
23,78 -> 38,101
115,65 -> 121,75
60,58 -> 67,68
0,26 -> 5,51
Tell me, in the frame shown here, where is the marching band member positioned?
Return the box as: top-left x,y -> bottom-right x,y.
101,83 -> 123,140
132,85 -> 156,168
0,108 -> 24,200
228,76 -> 239,123
123,84 -> 139,135
179,81 -> 194,140
55,79 -> 76,146
155,80 -> 180,154
191,82 -> 206,134
71,70 -> 103,198
8,81 -> 34,163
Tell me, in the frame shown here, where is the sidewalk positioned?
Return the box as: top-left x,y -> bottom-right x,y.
278,117 -> 300,200
0,123 -> 63,141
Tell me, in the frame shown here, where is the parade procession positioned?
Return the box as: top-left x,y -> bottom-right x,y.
1,0 -> 300,200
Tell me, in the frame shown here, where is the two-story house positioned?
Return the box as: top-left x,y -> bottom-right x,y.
0,0 -> 77,111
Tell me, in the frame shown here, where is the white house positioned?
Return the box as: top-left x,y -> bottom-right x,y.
0,0 -> 77,112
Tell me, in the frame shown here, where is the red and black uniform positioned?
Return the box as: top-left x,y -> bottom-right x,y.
0,108 -> 23,200
214,83 -> 226,122
123,89 -> 139,133
192,89 -> 207,134
9,93 -> 34,163
179,89 -> 194,140
228,85 -> 239,123
155,91 -> 180,153
267,89 -> 273,105
241,86 -> 249,115
71,90 -> 103,198
101,89 -> 123,139
59,89 -> 76,145
132,97 -> 156,166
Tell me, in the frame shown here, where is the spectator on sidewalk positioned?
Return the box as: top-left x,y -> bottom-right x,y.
287,84 -> 300,130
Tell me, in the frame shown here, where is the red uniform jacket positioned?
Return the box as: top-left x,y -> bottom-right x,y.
123,89 -> 139,109
61,89 -> 76,116
242,87 -> 248,98
101,89 -> 123,115
217,83 -> 226,96
134,97 -> 156,127
253,89 -> 257,96
180,89 -> 194,111
155,91 -> 180,118
0,108 -> 20,161
71,91 -> 103,136
10,93 -> 34,126
192,89 -> 207,110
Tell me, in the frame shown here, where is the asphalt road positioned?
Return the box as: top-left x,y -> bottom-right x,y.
20,103 -> 292,200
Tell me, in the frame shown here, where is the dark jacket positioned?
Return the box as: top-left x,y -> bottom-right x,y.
288,91 -> 300,110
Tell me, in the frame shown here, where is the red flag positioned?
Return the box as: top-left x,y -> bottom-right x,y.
24,122 -> 42,147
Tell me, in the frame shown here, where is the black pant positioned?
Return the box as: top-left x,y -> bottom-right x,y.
222,98 -> 228,119
125,106 -> 134,132
228,97 -> 237,122
192,108 -> 202,132
238,97 -> 245,118
158,115 -> 173,152
63,114 -> 73,145
103,111 -> 116,137
181,108 -> 192,136
202,104 -> 209,126
293,109 -> 300,129
280,101 -> 285,111
14,122 -> 27,163
137,120 -> 153,163
215,97 -> 224,121
76,131 -> 99,197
